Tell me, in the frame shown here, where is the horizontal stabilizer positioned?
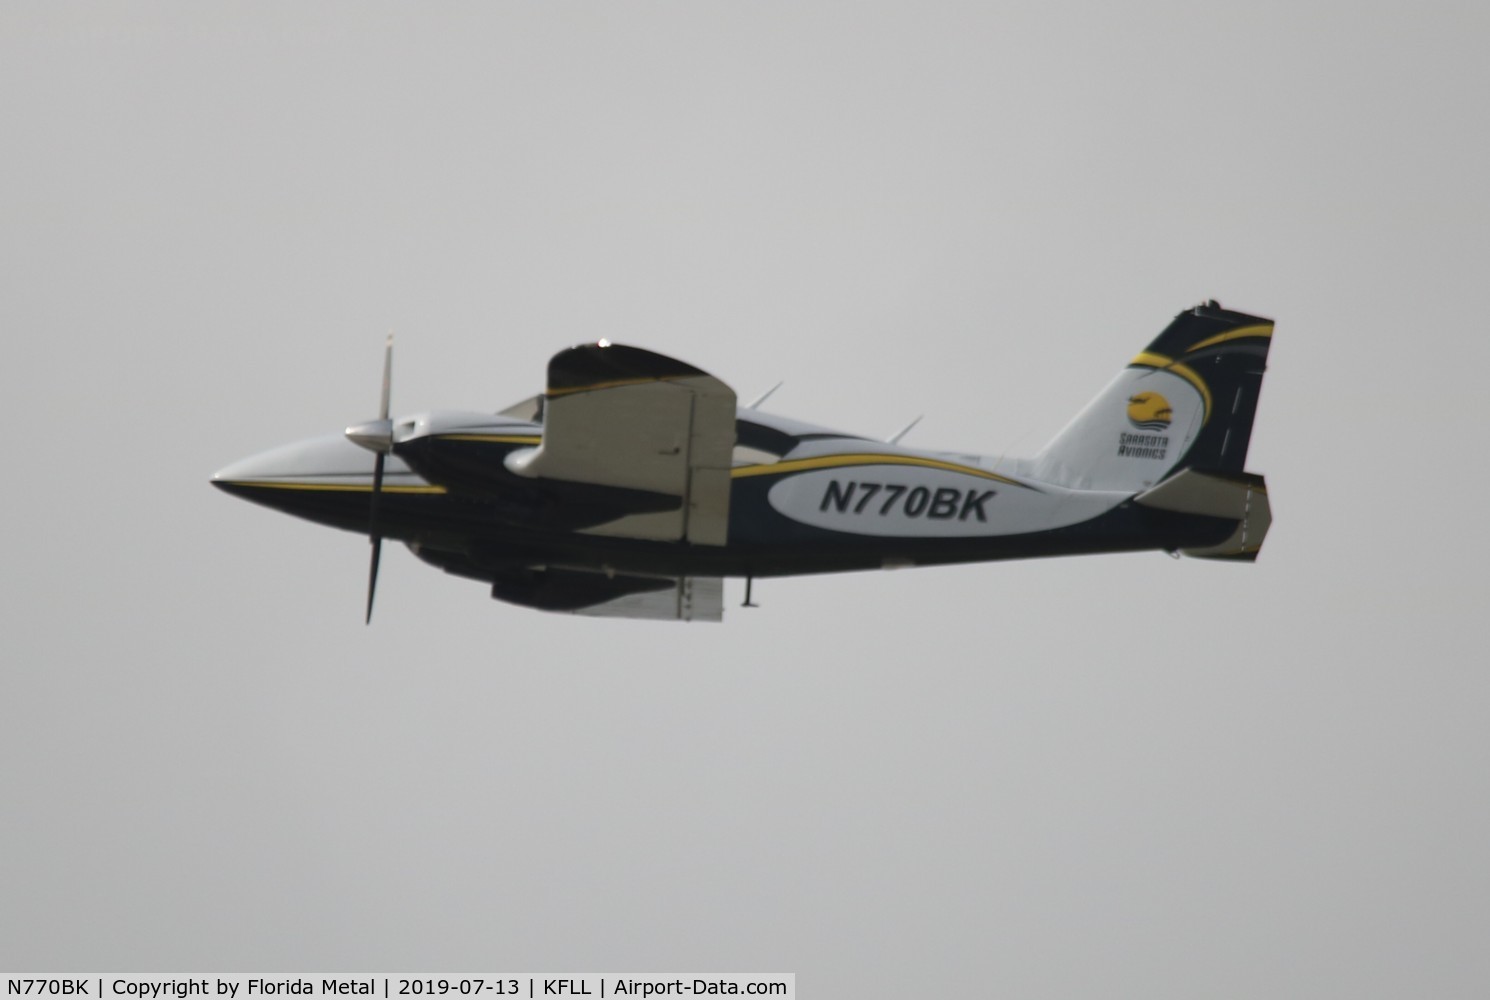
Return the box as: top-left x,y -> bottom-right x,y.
1135,468 -> 1271,561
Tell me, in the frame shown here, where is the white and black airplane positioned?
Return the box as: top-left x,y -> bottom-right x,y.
213,301 -> 1274,622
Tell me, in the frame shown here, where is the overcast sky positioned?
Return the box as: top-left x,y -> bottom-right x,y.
3,2 -> 1488,995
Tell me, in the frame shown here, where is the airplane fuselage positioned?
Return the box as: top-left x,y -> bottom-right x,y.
213,302 -> 1274,620
213,408 -> 1237,580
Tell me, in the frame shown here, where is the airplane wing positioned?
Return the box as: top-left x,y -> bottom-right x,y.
506,343 -> 736,545
487,565 -> 723,622
409,544 -> 726,622
572,574 -> 724,622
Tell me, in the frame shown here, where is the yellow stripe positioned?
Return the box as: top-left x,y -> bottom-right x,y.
1131,350 -> 1172,368
437,434 -> 542,445
546,375 -> 691,397
732,453 -> 1027,486
230,481 -> 448,494
1129,352 -> 1213,424
1186,323 -> 1273,353
237,456 -> 1026,490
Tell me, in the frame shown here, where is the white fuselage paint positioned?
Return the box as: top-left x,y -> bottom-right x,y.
217,408 -> 1148,543
1031,367 -> 1203,491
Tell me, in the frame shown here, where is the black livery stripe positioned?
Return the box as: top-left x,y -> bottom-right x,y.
547,342 -> 708,395
732,452 -> 1036,489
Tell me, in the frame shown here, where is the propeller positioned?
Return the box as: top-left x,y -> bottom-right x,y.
346,334 -> 394,624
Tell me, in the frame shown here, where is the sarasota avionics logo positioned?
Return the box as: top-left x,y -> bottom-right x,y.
1118,390 -> 1172,460
1126,391 -> 1172,432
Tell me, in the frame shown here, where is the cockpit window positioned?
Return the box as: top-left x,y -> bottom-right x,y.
735,419 -> 795,462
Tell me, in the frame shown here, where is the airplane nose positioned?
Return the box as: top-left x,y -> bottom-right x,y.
213,433 -> 376,487
210,447 -> 298,505
211,432 -> 440,525
211,452 -> 277,492
211,433 -> 388,530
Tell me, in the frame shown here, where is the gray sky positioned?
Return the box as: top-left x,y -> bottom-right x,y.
3,2 -> 1488,995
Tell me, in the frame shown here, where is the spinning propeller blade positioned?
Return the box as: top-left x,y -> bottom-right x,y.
362,334 -> 393,624
365,453 -> 384,624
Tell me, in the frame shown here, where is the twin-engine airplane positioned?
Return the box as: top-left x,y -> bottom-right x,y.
213,301 -> 1274,622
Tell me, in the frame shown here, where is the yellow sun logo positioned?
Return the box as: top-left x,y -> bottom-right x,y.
1127,392 -> 1173,431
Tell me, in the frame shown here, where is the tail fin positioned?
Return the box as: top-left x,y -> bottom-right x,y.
1031,301 -> 1273,491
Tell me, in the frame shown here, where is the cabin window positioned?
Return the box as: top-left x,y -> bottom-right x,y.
732,444 -> 783,467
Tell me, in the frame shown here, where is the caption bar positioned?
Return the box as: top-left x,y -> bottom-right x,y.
4,978 -> 794,1000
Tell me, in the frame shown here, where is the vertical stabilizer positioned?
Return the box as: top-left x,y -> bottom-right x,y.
1031,302 -> 1273,491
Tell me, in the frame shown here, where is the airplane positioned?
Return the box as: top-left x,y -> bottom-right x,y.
212,300 -> 1274,622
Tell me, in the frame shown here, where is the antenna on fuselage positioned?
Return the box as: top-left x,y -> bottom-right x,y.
746,382 -> 784,409
887,415 -> 923,444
